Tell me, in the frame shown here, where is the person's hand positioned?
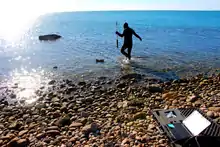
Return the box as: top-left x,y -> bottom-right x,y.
115,31 -> 119,35
140,38 -> 142,41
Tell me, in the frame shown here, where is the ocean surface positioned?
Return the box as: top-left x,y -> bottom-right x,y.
0,11 -> 220,103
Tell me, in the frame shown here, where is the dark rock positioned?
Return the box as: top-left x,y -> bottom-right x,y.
120,73 -> 142,80
82,123 -> 100,138
56,115 -> 71,127
52,102 -> 61,107
66,87 -> 76,94
101,102 -> 109,106
78,81 -> 86,86
148,84 -> 163,93
133,112 -> 146,120
19,100 -> 25,104
98,76 -> 107,80
96,59 -> 104,63
80,111 -> 89,117
39,34 -> 61,41
107,81 -> 112,84
82,97 -> 93,104
60,106 -> 68,113
10,93 -> 16,99
116,82 -> 126,89
128,100 -> 144,107
48,80 -> 56,85
7,138 -> 30,147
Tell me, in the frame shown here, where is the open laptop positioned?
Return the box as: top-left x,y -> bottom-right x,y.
167,110 -> 211,141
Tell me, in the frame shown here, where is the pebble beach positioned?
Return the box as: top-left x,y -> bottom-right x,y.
0,73 -> 220,147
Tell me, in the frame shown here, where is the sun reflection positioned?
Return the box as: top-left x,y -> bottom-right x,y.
0,14 -> 38,42
0,0 -> 42,42
7,68 -> 51,104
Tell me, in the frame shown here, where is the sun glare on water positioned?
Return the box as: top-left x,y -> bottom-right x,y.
0,0 -> 48,41
0,0 -> 56,104
7,68 -> 51,105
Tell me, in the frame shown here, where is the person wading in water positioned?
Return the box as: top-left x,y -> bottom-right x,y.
116,22 -> 142,60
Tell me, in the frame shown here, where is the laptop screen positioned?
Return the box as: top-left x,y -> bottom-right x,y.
183,110 -> 211,136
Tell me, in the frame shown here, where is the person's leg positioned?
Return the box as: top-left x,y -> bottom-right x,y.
121,45 -> 129,58
127,47 -> 132,60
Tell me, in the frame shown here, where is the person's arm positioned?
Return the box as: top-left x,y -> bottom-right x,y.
133,30 -> 142,41
116,31 -> 124,37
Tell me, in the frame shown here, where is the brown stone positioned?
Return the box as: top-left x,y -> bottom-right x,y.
172,100 -> 178,104
46,130 -> 60,136
187,94 -> 199,102
28,123 -> 37,130
69,137 -> 77,142
148,124 -> 156,130
18,130 -> 28,137
208,107 -> 220,112
194,100 -> 202,107
36,133 -> 46,139
69,122 -> 83,128
162,92 -> 178,100
46,126 -> 59,131
207,111 -> 215,118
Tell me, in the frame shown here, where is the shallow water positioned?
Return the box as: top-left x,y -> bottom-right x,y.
0,11 -> 220,103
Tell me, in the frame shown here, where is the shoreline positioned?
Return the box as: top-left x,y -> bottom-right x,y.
0,73 -> 220,146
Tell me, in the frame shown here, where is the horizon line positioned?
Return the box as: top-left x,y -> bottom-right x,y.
43,9 -> 220,14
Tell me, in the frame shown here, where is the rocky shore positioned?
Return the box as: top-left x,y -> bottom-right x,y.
0,73 -> 220,147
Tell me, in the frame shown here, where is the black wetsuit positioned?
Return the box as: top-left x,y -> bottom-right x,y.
123,27 -> 134,48
116,26 -> 141,60
121,27 -> 135,60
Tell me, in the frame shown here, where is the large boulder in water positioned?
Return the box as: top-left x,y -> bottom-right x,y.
39,34 -> 61,41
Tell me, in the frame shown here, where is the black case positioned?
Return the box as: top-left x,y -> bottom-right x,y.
152,108 -> 220,147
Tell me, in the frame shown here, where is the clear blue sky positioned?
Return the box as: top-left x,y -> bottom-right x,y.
0,0 -> 219,39
65,0 -> 220,11
0,0 -> 220,17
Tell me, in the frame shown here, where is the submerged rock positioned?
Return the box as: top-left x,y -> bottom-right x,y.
39,34 -> 61,41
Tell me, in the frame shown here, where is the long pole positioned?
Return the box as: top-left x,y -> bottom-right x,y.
116,21 -> 119,48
